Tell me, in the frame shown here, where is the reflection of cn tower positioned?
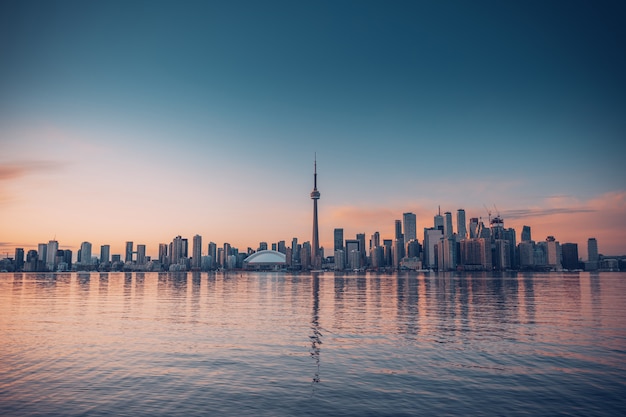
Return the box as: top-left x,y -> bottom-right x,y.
310,156 -> 321,268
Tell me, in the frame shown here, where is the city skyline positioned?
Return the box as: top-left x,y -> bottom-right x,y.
2,1 -> 625,259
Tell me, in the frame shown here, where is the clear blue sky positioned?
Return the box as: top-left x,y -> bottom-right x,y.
1,0 -> 625,258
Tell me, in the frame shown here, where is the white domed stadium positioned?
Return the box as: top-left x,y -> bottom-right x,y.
243,250 -> 287,271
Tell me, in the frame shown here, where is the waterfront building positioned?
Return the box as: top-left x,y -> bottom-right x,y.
356,233 -> 367,267
370,246 -> 384,269
493,239 -> 511,271
518,241 -> 535,270
437,236 -> 457,271
393,239 -> 404,269
561,243 -> 580,270
14,248 -> 24,272
159,244 -> 168,267
46,240 -> 58,271
38,243 -> 47,270
25,250 -> 38,272
243,250 -> 286,271
277,240 -> 286,254
334,249 -> 345,271
586,238 -> 599,271
137,244 -> 146,265
545,236 -> 562,270
192,235 -> 202,270
456,209 -> 467,240
423,227 -> 443,269
349,250 -> 361,270
208,242 -> 217,269
301,241 -> 311,270
80,242 -> 92,265
460,238 -> 491,270
100,245 -> 110,265
345,239 -> 360,268
125,241 -> 133,263
406,240 -> 420,259
521,226 -> 532,242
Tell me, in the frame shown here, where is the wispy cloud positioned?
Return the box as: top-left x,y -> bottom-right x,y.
502,207 -> 596,220
0,160 -> 65,181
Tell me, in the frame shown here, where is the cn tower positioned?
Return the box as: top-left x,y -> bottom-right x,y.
310,155 -> 320,267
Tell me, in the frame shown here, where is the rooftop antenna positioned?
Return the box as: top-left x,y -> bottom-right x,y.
313,152 -> 317,190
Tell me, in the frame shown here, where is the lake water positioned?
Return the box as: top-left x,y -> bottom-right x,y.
1,271 -> 625,416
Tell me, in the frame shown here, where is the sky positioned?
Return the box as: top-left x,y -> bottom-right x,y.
1,0 -> 625,260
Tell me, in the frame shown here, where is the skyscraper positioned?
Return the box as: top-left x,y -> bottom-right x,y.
456,209 -> 467,240
125,241 -> 133,263
586,237 -> 599,271
137,245 -> 146,265
469,217 -> 479,238
47,240 -> 58,271
100,245 -> 110,264
80,242 -> 92,265
444,212 -> 453,238
588,238 -> 598,262
333,228 -> 344,252
403,212 -> 417,246
192,235 -> 202,270
310,157 -> 321,268
521,226 -> 532,242
434,206 -> 444,231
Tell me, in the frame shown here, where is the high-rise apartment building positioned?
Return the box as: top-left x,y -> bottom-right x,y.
125,241 -> 133,263
80,242 -> 92,264
136,244 -> 146,265
100,245 -> 110,264
192,235 -> 202,270
208,242 -> 217,269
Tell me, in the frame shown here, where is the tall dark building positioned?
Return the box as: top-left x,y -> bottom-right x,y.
125,241 -> 133,263
521,226 -> 532,242
310,157 -> 321,268
334,228 -> 344,252
14,248 -> 24,272
561,243 -> 580,270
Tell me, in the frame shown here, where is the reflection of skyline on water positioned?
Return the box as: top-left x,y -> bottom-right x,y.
2,271 -> 626,416
3,271 -> 616,328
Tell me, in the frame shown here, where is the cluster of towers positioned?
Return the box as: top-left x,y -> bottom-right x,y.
332,208 -> 606,272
